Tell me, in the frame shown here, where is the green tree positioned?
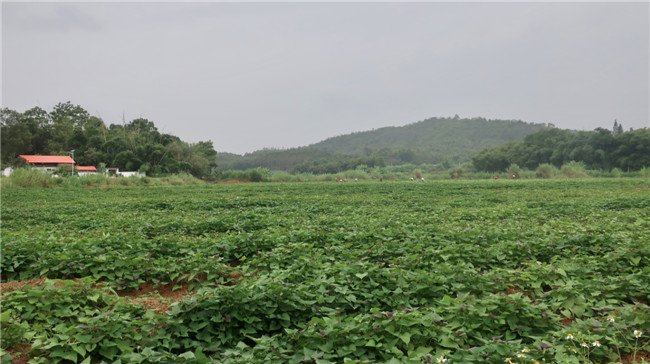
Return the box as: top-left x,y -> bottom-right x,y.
49,102 -> 90,153
612,129 -> 650,170
0,108 -> 32,165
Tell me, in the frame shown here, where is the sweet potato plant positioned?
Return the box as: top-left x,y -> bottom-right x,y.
1,179 -> 648,363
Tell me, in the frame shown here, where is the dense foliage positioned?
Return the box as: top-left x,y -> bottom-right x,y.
472,126 -> 650,173
1,180 -> 648,363
1,102 -> 217,177
218,117 -> 546,172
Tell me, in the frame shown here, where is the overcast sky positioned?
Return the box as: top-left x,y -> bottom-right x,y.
2,2 -> 649,154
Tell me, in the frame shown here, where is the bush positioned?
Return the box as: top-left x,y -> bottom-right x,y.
5,168 -> 53,188
450,168 -> 466,179
561,161 -> 590,178
609,168 -> 623,178
536,164 -> 560,179
506,164 -> 521,179
338,169 -> 369,180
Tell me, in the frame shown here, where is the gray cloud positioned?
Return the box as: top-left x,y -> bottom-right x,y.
3,2 -> 648,154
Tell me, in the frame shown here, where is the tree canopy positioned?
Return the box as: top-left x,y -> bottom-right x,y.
1,102 -> 217,177
472,124 -> 649,172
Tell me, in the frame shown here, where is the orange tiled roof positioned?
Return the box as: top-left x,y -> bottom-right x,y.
20,155 -> 75,164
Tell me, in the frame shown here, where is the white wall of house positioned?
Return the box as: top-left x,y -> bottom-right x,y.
33,166 -> 59,172
119,171 -> 145,178
2,167 -> 14,176
77,171 -> 99,177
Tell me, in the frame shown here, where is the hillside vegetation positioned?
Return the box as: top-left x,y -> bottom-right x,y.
217,117 -> 547,172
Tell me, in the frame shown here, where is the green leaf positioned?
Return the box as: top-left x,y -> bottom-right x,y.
440,336 -> 458,349
411,346 -> 432,357
74,334 -> 93,343
397,332 -> 411,345
72,344 -> 87,357
51,348 -> 78,362
179,351 -> 196,360
0,310 -> 11,323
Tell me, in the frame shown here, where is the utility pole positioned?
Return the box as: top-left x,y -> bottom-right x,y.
70,150 -> 75,176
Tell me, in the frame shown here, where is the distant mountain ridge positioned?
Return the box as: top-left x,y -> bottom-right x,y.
217,116 -> 549,171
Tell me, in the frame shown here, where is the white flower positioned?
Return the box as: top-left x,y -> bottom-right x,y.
566,333 -> 574,340
581,342 -> 589,348
437,356 -> 448,363
607,315 -> 615,322
634,330 -> 643,338
517,353 -> 526,358
592,341 -> 601,347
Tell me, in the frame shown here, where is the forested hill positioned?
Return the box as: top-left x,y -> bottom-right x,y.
218,116 -> 548,172
311,116 -> 546,155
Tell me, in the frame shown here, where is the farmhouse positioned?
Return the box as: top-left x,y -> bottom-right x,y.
19,155 -> 75,172
76,166 -> 98,176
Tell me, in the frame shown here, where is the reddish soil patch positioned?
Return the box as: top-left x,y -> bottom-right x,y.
116,281 -> 196,314
504,286 -> 533,299
2,278 -> 198,314
227,259 -> 241,267
4,344 -> 32,364
1,278 -> 48,295
560,314 -> 575,326
616,350 -> 650,363
225,271 -> 244,286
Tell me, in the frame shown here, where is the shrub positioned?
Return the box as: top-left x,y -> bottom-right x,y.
450,168 -> 465,179
536,164 -> 560,179
339,169 -> 369,180
609,168 -> 623,178
561,161 -> 589,178
639,166 -> 650,178
6,168 -> 53,188
506,164 -> 521,179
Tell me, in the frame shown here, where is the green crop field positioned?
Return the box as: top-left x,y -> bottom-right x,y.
1,179 -> 649,363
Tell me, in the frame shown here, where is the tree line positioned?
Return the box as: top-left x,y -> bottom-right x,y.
1,102 -> 217,177
472,124 -> 650,172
